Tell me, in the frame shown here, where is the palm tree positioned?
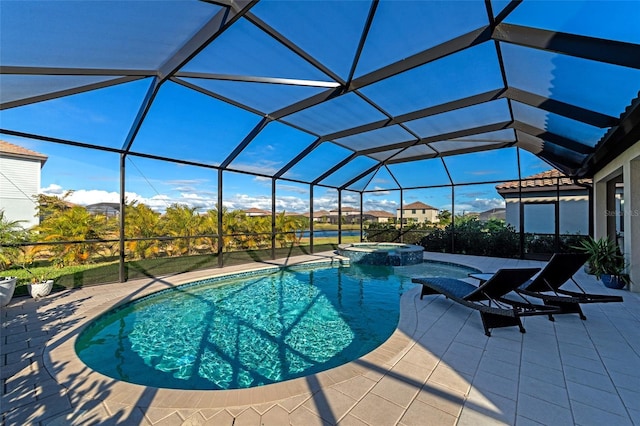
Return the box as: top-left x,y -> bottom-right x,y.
437,209 -> 452,227
125,201 -> 161,259
221,208 -> 246,252
0,210 -> 29,270
36,205 -> 107,265
243,215 -> 271,249
198,209 -> 219,252
35,192 -> 73,219
275,212 -> 307,247
200,206 -> 245,252
161,204 -> 202,256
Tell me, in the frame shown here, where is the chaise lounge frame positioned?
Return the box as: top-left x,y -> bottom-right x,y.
412,268 -> 561,337
517,253 -> 624,320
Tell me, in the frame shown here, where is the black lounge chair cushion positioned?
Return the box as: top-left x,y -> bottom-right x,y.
418,277 -> 479,299
523,253 -> 590,292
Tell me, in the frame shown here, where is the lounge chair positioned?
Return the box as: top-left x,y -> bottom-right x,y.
412,268 -> 560,336
516,253 -> 623,320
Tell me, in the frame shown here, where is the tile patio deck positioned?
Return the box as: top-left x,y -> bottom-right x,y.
1,252 -> 639,425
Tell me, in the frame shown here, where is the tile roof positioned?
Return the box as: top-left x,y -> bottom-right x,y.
495,169 -> 591,191
365,210 -> 395,218
303,210 -> 332,218
243,207 -> 271,215
0,140 -> 48,163
398,201 -> 438,211
330,206 -> 359,213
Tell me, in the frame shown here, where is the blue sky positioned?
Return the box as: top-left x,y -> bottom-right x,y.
3,0 -> 636,215
2,129 -> 547,216
0,71 -> 550,215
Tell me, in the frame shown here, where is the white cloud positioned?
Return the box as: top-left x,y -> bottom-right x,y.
37,183 -> 405,215
39,186 -> 183,213
40,183 -> 64,195
66,189 -> 120,205
369,187 -> 391,195
166,179 -> 209,186
224,193 -> 272,211
277,184 -> 308,195
275,196 -> 308,212
341,193 -> 359,204
364,198 -> 399,212
179,193 -> 206,200
456,198 -> 505,213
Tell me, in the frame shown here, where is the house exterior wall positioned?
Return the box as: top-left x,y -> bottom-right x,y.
503,190 -> 589,234
504,200 -> 520,231
559,196 -> 589,235
0,154 -> 41,229
328,209 -> 360,224
594,140 -> 640,293
397,208 -> 438,223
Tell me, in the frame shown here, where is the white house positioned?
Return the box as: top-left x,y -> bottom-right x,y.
0,140 -> 48,229
496,169 -> 590,235
396,201 -> 439,224
242,207 -> 270,217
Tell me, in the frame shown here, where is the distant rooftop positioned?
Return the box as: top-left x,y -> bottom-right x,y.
303,210 -> 331,218
330,207 -> 359,213
0,140 -> 48,164
242,207 -> 271,216
366,210 -> 395,218
398,201 -> 438,211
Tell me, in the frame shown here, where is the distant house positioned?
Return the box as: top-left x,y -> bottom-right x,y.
496,169 -> 590,235
0,140 -> 48,228
86,202 -> 120,218
329,206 -> 360,224
242,207 -> 270,217
397,201 -> 439,224
364,210 -> 395,223
304,210 -> 331,223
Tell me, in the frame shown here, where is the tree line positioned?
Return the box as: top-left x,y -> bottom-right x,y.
0,193 -> 309,270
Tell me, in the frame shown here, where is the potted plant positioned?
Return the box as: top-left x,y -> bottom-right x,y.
574,236 -> 629,289
27,269 -> 54,300
0,276 -> 17,306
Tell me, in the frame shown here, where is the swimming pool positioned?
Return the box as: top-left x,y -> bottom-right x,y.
75,260 -> 478,390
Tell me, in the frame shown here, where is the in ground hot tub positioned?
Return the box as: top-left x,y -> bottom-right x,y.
337,243 -> 424,266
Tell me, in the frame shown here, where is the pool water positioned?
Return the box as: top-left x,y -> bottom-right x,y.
337,242 -> 424,266
75,261 -> 477,390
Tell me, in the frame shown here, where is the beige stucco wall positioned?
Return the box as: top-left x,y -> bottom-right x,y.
594,140 -> 640,292
397,208 -> 438,224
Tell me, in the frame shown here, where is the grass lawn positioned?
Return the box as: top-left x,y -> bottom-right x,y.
311,223 -> 361,231
0,241 -> 356,298
299,235 -> 360,245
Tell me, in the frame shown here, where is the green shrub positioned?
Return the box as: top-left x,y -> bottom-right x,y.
420,217 -> 519,258
364,223 -> 400,242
